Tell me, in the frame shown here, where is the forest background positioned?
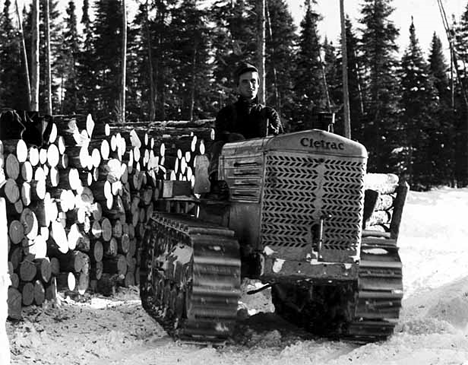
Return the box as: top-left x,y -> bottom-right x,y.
0,0 -> 468,190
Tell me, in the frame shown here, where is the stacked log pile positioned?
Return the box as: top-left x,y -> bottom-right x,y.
2,113 -> 214,319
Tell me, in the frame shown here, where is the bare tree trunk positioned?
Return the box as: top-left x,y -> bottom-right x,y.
189,47 -> 197,121
256,0 -> 266,105
45,0 -> 53,115
16,0 -> 31,110
265,2 -> 281,115
31,0 -> 40,111
121,0 -> 127,124
144,0 -> 156,121
340,0 -> 351,138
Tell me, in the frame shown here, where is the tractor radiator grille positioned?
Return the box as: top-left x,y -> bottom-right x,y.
260,152 -> 365,261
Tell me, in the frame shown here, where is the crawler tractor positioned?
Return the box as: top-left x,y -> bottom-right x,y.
140,129 -> 408,343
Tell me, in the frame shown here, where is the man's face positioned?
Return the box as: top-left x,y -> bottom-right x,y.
237,71 -> 259,100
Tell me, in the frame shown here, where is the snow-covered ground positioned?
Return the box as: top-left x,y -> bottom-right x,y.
4,187 -> 468,365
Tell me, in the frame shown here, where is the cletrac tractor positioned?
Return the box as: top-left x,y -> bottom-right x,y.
139,127 -> 409,344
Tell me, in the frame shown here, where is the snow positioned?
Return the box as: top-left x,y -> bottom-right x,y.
5,187 -> 468,365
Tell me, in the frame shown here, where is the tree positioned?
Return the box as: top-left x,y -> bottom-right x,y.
428,32 -> 457,186
91,0 -> 124,122
398,19 -> 439,189
265,0 -> 298,129
451,5 -> 468,186
293,0 -> 328,130
358,0 -> 401,171
74,0 -> 97,115
166,0 -> 213,120
210,0 -> 258,109
59,0 -> 81,114
0,0 -> 29,109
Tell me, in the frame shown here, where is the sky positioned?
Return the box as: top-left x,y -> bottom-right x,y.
288,0 -> 468,55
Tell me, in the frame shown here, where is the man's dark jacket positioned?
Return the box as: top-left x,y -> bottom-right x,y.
215,96 -> 282,142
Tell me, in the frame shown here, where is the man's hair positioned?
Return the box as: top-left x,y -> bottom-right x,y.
234,62 -> 258,85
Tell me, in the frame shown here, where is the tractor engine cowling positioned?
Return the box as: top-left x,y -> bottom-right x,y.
218,129 -> 367,283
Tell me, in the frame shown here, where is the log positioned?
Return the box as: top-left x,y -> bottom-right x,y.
103,254 -> 127,276
76,272 -> 89,295
39,148 -> 48,165
26,234 -> 47,259
45,277 -> 57,302
21,161 -> 34,182
20,208 -> 38,240
50,257 -> 60,276
47,166 -> 60,187
46,143 -> 60,168
21,282 -> 35,306
90,261 -> 103,280
9,220 -> 24,245
0,178 -> 20,203
35,258 -> 52,283
103,237 -> 118,258
21,181 -> 32,206
56,272 -> 75,291
91,220 -> 101,239
100,217 -> 113,242
56,135 -> 66,154
9,246 -> 22,270
5,153 -> 20,180
7,287 -> 22,320
116,233 -> 130,254
58,251 -> 89,273
30,194 -> 57,227
49,220 -> 69,254
28,146 -> 40,166
67,145 -> 90,170
34,280 -> 45,305
91,240 -> 104,263
19,254 -> 37,282
10,272 -> 19,288
30,178 -> 46,201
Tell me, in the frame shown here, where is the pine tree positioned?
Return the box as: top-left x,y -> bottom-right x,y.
167,0 -> 212,120
58,0 -> 80,114
92,0 -> 124,121
398,19 -> 439,189
0,0 -> 28,109
343,17 -> 365,141
358,0 -> 400,171
428,32 -> 457,186
210,0 -> 258,109
74,0 -> 98,115
451,5 -> 468,186
265,0 -> 298,128
293,0 -> 328,130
